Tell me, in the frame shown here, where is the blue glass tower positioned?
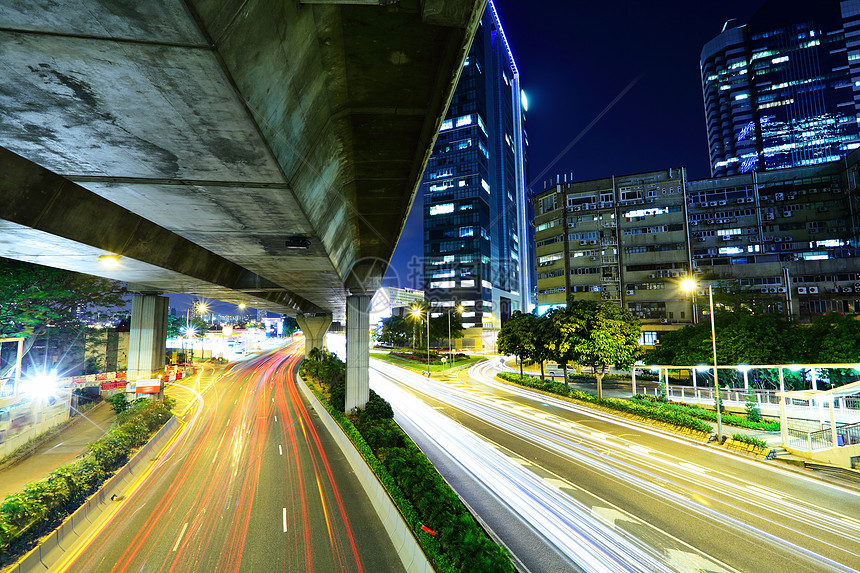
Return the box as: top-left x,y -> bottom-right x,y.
702,0 -> 860,176
421,1 -> 530,347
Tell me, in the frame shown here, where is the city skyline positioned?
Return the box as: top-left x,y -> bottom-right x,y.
388,0 -> 768,288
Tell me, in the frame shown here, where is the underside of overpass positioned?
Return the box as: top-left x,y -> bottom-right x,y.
0,0 -> 485,321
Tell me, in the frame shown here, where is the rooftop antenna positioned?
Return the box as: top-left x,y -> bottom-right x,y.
721,18 -> 736,33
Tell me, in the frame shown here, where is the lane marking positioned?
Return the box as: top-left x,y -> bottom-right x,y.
283,508 -> 287,532
274,415 -> 278,422
172,522 -> 189,552
279,445 -> 283,456
679,462 -> 707,474
629,444 -> 651,455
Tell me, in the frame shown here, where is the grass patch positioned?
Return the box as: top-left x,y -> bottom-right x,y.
371,352 -> 484,373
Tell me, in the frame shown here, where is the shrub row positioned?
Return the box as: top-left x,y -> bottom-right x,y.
631,396 -> 780,432
496,372 -> 713,434
730,433 -> 769,449
301,362 -> 513,573
0,398 -> 175,563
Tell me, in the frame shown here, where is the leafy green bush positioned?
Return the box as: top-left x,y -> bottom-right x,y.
0,398 -> 175,563
359,389 -> 394,421
745,390 -> 762,423
731,433 -> 768,449
106,392 -> 130,414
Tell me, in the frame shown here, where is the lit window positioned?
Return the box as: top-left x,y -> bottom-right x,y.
459,226 -> 474,237
440,119 -> 453,131
461,280 -> 475,288
430,203 -> 455,216
430,280 -> 455,288
456,114 -> 473,127
482,280 -> 493,290
481,179 -> 490,193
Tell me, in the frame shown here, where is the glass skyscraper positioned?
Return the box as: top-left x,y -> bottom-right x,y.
702,0 -> 860,177
421,1 -> 530,348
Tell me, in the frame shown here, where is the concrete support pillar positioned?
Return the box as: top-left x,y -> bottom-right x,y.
631,367 -> 637,396
127,294 -> 168,382
346,294 -> 371,412
296,314 -> 332,358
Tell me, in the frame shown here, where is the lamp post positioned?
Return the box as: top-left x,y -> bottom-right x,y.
449,305 -> 464,369
411,307 -> 429,374
682,279 -> 722,442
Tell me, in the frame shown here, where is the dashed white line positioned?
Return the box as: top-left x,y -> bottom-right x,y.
274,415 -> 278,422
172,522 -> 189,552
279,445 -> 283,455
282,508 -> 287,532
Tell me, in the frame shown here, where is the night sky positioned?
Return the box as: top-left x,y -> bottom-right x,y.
385,0 -> 767,289
174,1 -> 768,312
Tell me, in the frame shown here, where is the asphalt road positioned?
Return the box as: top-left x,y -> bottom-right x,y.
370,358 -> 860,573
53,345 -> 403,573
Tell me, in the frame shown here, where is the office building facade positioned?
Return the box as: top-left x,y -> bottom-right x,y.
534,157 -> 860,346
702,0 -> 860,177
421,1 -> 530,347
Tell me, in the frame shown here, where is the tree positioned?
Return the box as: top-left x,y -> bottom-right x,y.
0,258 -> 126,373
565,298 -> 642,399
166,315 -> 208,339
497,311 -> 536,378
379,315 -> 410,347
543,307 -> 580,391
429,309 -> 465,347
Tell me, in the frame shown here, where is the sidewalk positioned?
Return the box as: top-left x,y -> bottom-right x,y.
0,401 -> 116,500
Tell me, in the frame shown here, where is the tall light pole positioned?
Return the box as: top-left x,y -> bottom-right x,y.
448,305 -> 464,369
412,306 -> 429,373
682,279 -> 722,442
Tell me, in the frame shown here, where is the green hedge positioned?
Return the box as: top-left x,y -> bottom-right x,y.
301,364 -> 513,573
0,398 -> 175,564
496,372 -> 713,434
631,396 -> 780,432
730,433 -> 769,449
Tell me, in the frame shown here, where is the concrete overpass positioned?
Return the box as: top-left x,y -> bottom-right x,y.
0,0 -> 485,407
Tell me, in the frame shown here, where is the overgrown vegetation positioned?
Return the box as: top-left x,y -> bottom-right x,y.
300,353 -> 514,573
496,372 -> 713,434
0,397 -> 175,564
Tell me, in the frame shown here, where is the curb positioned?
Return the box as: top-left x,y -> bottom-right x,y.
8,415 -> 179,573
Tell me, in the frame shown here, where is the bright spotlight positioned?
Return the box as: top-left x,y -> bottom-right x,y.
695,365 -> 710,372
25,371 -> 59,400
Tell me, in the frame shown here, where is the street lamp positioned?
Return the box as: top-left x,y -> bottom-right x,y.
682,279 -> 722,442
448,305 -> 464,369
412,306 -> 430,374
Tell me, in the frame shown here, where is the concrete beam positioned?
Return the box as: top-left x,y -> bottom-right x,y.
0,147 -> 319,314
126,294 -> 168,381
296,314 -> 332,357
345,294 -> 371,411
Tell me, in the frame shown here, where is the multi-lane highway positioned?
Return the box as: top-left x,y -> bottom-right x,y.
370,358 -> 860,573
54,345 -> 403,573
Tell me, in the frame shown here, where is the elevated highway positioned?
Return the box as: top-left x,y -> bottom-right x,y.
0,0 -> 482,317
0,0 -> 484,402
